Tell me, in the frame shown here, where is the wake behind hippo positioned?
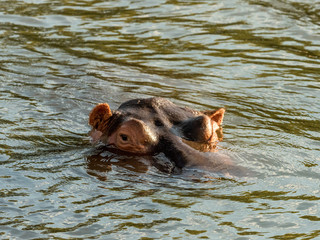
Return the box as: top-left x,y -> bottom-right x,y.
88,97 -> 239,176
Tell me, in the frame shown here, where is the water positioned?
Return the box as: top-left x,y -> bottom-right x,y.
0,0 -> 319,239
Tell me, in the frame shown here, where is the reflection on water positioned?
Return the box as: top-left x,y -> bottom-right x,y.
0,0 -> 319,239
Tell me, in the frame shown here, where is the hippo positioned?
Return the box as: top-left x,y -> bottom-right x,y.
88,97 -> 236,175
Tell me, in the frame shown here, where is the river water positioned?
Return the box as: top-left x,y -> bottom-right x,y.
1,0 -> 319,239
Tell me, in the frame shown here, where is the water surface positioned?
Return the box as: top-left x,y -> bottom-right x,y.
1,0 -> 320,239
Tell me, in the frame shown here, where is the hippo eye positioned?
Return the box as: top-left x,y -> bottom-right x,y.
154,119 -> 163,127
120,134 -> 128,141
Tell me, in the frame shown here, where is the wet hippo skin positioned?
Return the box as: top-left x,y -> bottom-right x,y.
88,97 -> 234,174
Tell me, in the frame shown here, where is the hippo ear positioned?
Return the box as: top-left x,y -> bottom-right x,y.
203,108 -> 225,126
89,103 -> 112,132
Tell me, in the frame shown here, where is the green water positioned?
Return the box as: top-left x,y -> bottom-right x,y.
0,0 -> 319,239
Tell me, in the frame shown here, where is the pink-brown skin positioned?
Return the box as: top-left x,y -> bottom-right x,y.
88,97 -> 231,173
106,119 -> 157,153
90,112 -> 158,154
